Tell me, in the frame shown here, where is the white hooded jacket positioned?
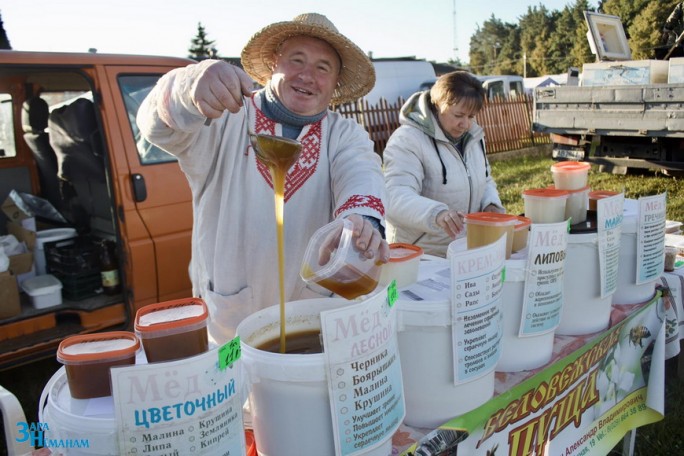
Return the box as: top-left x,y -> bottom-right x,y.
383,91 -> 503,257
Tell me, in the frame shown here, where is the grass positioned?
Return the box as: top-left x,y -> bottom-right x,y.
490,154 -> 684,222
491,152 -> 684,455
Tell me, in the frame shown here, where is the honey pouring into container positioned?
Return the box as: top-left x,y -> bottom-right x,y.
243,99 -> 303,354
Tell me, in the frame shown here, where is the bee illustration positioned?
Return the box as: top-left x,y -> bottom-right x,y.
486,443 -> 499,455
627,325 -> 651,348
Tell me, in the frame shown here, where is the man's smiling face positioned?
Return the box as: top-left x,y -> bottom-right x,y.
270,36 -> 342,116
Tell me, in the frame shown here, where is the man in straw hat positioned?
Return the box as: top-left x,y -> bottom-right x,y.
138,13 -> 388,343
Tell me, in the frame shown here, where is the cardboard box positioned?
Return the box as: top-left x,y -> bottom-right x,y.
9,250 -> 35,287
0,270 -> 21,319
6,221 -> 36,251
582,60 -> 669,86
669,57 -> 684,84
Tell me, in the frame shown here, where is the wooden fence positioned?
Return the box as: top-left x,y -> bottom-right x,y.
334,94 -> 550,155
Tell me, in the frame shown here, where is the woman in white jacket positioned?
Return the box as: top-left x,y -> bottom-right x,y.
383,71 -> 505,257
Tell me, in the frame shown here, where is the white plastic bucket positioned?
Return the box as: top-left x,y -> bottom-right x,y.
611,201 -> 658,305
237,298 -> 392,456
496,257 -> 555,372
396,296 -> 495,428
39,367 -> 118,455
35,228 -> 77,275
557,231 -> 613,335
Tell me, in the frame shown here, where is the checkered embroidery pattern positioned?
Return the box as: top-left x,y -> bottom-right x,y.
254,110 -> 321,202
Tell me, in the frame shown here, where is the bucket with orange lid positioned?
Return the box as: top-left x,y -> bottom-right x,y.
378,243 -> 424,288
56,331 -> 140,399
134,297 -> 209,363
464,212 -> 518,258
550,160 -> 591,190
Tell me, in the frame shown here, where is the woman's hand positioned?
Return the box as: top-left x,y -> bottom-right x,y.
436,209 -> 465,239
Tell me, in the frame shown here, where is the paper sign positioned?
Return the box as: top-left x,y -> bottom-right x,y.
111,349 -> 245,456
450,235 -> 506,383
520,221 -> 568,336
597,193 -> 625,297
637,194 -> 666,284
320,286 -> 405,456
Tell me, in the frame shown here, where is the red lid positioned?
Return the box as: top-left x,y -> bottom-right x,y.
513,215 -> 532,231
589,190 -> 619,200
550,161 -> 591,173
135,298 -> 208,334
547,184 -> 590,195
523,188 -> 570,199
57,331 -> 140,364
387,243 -> 423,263
464,212 -> 518,226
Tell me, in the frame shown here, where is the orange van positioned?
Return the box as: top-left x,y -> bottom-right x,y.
0,51 -> 194,369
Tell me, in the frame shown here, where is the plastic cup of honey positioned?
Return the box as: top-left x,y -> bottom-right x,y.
588,190 -> 619,212
523,188 -> 570,223
512,215 -> 532,253
300,218 -> 382,300
464,212 -> 518,258
550,161 -> 591,190
56,331 -> 140,399
548,185 -> 589,225
135,298 -> 209,363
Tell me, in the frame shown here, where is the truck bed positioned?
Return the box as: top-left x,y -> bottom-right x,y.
533,84 -> 684,138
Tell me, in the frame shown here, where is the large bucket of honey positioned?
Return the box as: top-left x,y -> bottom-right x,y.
237,298 -> 393,456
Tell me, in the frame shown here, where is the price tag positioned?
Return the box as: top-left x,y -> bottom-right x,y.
218,336 -> 241,370
387,280 -> 398,307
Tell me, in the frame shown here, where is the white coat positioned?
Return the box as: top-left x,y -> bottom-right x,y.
137,65 -> 386,343
383,91 -> 503,257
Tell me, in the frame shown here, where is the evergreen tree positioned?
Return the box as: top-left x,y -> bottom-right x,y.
518,5 -> 555,77
0,11 -> 12,50
188,22 -> 216,61
468,15 -> 516,74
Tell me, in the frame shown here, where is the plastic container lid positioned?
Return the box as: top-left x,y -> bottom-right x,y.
135,298 -> 209,339
464,212 -> 518,226
589,190 -> 619,201
513,215 -> 532,231
522,188 -> 570,200
22,274 -> 62,296
57,331 -> 140,365
550,161 -> 591,174
548,184 -> 590,195
387,243 -> 423,263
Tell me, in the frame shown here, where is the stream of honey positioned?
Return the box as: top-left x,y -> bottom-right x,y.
252,134 -> 302,353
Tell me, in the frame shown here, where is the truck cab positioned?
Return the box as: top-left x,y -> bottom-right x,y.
0,51 -> 194,369
476,75 -> 525,100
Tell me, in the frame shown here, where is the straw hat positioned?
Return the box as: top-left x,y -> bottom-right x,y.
241,13 -> 375,105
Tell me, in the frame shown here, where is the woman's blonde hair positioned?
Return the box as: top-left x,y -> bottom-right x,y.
430,70 -> 485,114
